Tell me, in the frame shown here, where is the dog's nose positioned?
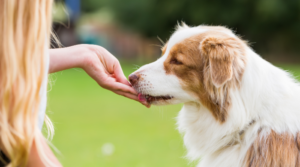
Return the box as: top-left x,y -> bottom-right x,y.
129,74 -> 139,86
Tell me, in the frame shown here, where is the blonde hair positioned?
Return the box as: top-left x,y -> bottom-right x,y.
0,0 -> 55,166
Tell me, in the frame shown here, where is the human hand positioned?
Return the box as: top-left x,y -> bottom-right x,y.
81,45 -> 150,107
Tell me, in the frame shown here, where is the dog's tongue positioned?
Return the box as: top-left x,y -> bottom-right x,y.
138,93 -> 146,102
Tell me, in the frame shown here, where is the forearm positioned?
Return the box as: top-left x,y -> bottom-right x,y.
49,45 -> 88,73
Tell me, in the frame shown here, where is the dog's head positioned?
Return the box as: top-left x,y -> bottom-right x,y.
129,24 -> 247,123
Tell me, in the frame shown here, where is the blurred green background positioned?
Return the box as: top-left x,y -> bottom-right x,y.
49,0 -> 300,166
53,0 -> 300,62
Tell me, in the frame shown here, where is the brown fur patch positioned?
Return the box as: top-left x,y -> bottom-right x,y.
202,37 -> 239,87
163,29 -> 246,123
245,131 -> 300,167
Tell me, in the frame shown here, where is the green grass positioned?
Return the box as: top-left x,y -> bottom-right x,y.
46,62 -> 300,167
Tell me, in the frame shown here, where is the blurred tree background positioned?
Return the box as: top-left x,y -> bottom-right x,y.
76,0 -> 300,62
50,1 -> 300,166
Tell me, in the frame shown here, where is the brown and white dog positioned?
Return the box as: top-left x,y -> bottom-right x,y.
129,23 -> 300,167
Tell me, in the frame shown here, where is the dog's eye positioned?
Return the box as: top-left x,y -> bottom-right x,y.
170,59 -> 183,65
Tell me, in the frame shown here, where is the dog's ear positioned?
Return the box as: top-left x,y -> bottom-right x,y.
200,36 -> 243,88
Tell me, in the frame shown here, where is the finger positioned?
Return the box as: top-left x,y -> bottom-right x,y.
103,81 -> 137,95
97,48 -> 131,86
113,61 -> 132,86
114,91 -> 139,101
114,91 -> 150,107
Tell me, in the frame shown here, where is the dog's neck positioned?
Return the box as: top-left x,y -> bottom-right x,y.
239,49 -> 300,135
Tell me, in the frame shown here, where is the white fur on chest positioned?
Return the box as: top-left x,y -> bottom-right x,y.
177,102 -> 261,167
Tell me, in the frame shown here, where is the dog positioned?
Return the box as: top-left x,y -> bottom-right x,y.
129,23 -> 300,167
